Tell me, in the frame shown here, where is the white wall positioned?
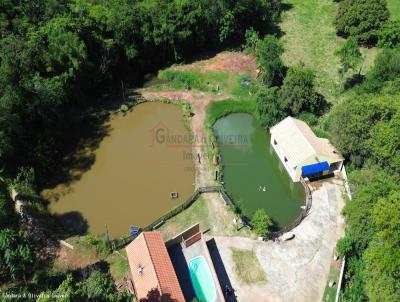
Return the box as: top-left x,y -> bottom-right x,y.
270,135 -> 297,182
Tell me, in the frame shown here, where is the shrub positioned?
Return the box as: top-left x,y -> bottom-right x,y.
378,20 -> 400,48
280,65 -> 327,116
335,37 -> 363,75
255,35 -> 286,87
297,112 -> 318,126
256,86 -> 286,128
251,209 -> 273,238
244,27 -> 260,53
335,0 -> 389,45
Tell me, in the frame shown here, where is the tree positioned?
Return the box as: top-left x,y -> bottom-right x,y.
255,35 -> 286,87
0,228 -> 35,281
364,192 -> 400,302
244,27 -> 260,53
335,0 -> 389,45
251,209 -> 273,238
378,20 -> 400,48
77,270 -> 130,301
368,112 -> 400,175
335,38 -> 363,76
0,189 -> 17,229
256,86 -> 287,128
329,93 -> 399,169
279,65 -> 326,116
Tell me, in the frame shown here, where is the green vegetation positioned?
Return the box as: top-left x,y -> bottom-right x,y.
322,263 -> 340,302
256,87 -> 285,127
231,248 -> 267,284
159,196 -> 211,241
378,20 -> 400,48
280,65 -> 327,115
255,35 -> 286,87
335,38 -> 363,76
206,99 -> 256,127
36,271 -> 130,302
328,49 -> 400,302
159,69 -> 257,100
335,0 -> 389,45
281,0 -> 343,102
255,1 -> 399,299
388,0 -> 400,20
0,0 -> 281,295
251,209 -> 273,238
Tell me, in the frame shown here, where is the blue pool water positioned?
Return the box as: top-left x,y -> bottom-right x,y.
188,256 -> 217,302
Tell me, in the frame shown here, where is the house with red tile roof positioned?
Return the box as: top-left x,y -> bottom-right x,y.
125,231 -> 185,302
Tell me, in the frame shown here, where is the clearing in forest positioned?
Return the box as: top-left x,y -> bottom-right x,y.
280,0 -> 378,103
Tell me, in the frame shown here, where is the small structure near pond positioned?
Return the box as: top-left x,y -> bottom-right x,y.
270,116 -> 344,182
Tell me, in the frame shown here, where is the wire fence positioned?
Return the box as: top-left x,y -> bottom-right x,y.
116,178 -> 312,248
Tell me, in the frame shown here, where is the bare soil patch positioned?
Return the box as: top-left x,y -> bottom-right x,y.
173,52 -> 258,78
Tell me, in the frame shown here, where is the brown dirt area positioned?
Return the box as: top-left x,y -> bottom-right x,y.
173,51 -> 258,78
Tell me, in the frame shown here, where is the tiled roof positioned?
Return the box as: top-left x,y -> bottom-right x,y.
125,232 -> 185,302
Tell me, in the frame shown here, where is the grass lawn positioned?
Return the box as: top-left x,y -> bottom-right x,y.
53,236 -> 129,282
158,195 -> 253,241
158,68 -> 257,101
52,236 -> 100,273
231,248 -> 267,285
158,196 -> 211,241
280,0 -> 378,103
322,261 -> 341,302
106,249 -> 130,281
388,0 -> 400,20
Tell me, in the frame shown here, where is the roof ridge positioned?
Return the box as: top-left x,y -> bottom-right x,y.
289,117 -> 317,158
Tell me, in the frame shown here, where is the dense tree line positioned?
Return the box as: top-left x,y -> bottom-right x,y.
328,47 -> 400,301
0,0 -> 282,181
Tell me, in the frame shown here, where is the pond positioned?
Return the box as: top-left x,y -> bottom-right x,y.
213,113 -> 304,229
42,102 -> 195,238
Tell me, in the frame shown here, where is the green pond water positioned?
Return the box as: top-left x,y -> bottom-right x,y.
213,113 -> 304,228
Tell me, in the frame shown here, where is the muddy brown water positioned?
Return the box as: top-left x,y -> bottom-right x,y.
42,102 -> 195,238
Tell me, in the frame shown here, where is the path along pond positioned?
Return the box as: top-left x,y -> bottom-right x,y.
42,102 -> 195,238
213,113 -> 304,229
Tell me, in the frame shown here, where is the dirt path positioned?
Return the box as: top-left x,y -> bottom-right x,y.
141,90 -> 227,188
212,178 -> 345,302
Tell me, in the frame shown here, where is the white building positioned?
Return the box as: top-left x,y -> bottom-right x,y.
270,116 -> 344,182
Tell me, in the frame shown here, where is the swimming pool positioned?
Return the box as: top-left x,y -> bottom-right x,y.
188,256 -> 217,302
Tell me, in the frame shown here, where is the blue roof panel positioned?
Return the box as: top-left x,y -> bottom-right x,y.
301,161 -> 329,176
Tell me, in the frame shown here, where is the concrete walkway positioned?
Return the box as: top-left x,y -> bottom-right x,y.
212,178 -> 345,302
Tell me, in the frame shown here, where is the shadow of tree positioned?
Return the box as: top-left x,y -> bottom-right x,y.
72,260 -> 110,281
344,74 -> 365,90
140,288 -> 177,302
56,211 -> 89,238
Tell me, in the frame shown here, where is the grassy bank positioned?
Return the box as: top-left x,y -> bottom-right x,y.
205,99 -> 256,128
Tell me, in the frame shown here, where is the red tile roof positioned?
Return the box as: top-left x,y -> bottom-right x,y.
125,231 -> 185,302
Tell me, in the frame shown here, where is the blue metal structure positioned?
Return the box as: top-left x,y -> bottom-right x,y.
301,161 -> 329,176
